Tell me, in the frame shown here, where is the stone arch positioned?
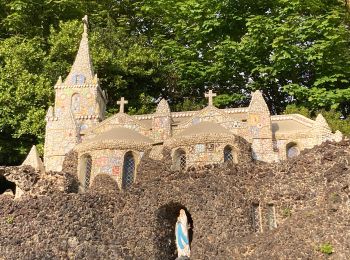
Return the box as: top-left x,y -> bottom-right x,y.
173,148 -> 186,171
71,93 -> 81,113
122,151 -> 135,189
155,202 -> 193,260
286,142 -> 300,159
79,154 -> 92,190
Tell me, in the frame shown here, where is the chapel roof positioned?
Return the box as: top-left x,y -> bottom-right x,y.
76,127 -> 153,152
90,127 -> 152,143
175,121 -> 232,137
272,120 -> 311,134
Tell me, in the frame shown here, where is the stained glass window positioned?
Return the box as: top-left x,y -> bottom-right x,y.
72,74 -> 86,84
179,153 -> 186,171
122,152 -> 135,189
174,149 -> 186,171
84,155 -> 92,189
224,145 -> 233,162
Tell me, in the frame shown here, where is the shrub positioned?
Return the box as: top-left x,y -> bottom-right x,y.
6,216 -> 14,224
319,243 -> 334,255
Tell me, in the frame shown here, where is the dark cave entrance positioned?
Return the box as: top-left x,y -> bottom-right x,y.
0,174 -> 16,195
156,202 -> 193,260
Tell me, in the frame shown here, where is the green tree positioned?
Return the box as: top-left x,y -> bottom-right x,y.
1,0 -> 350,164
0,37 -> 52,164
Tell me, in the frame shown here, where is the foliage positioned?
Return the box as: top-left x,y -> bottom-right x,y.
6,215 -> 14,224
0,0 -> 350,164
0,37 -> 52,164
319,243 -> 334,255
284,104 -> 311,118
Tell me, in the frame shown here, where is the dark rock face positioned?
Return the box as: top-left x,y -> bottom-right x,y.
0,165 -> 39,192
62,150 -> 78,177
0,174 -> 16,195
0,141 -> 349,259
0,165 -> 79,196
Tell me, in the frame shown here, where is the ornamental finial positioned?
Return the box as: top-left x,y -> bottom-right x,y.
82,15 -> 88,34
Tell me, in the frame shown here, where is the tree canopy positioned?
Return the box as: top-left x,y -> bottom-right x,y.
0,0 -> 350,164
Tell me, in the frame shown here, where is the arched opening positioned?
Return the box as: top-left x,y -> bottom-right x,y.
122,151 -> 135,189
155,202 -> 193,260
0,175 -> 16,196
174,149 -> 186,171
71,93 -> 81,113
81,154 -> 92,190
286,142 -> 300,159
224,145 -> 234,163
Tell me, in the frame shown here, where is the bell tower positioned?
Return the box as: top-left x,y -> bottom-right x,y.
152,99 -> 172,142
247,90 -> 277,162
44,15 -> 107,172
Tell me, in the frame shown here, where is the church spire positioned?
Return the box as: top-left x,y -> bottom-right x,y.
64,15 -> 94,85
249,90 -> 269,113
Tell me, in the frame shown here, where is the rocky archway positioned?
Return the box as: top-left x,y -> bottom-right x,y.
0,174 -> 16,195
155,202 -> 193,259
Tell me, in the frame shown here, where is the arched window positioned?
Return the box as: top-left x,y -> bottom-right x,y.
71,93 -> 81,113
286,142 -> 300,158
122,152 -> 135,189
82,154 -> 92,189
224,145 -> 234,162
174,149 -> 186,171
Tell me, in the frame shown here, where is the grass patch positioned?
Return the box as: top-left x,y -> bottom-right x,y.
319,243 -> 334,255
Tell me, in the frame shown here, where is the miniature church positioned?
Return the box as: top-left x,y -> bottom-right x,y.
43,16 -> 343,190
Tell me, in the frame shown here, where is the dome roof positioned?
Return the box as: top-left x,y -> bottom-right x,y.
165,121 -> 235,148
175,121 -> 231,137
76,127 -> 152,152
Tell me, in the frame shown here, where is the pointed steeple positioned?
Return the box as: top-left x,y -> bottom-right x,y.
249,90 -> 269,113
64,15 -> 94,85
55,76 -> 62,86
313,113 -> 332,144
315,113 -> 331,129
156,99 -> 171,114
22,145 -> 45,173
153,98 -> 172,142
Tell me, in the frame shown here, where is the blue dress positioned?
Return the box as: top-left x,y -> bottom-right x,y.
176,221 -> 189,250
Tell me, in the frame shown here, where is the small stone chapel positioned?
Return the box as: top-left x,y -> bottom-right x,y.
43,16 -> 343,190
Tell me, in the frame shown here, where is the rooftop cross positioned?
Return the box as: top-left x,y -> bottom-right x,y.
117,97 -> 128,113
205,90 -> 217,106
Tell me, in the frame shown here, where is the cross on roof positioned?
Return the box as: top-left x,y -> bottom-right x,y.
117,97 -> 128,113
205,90 -> 217,106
